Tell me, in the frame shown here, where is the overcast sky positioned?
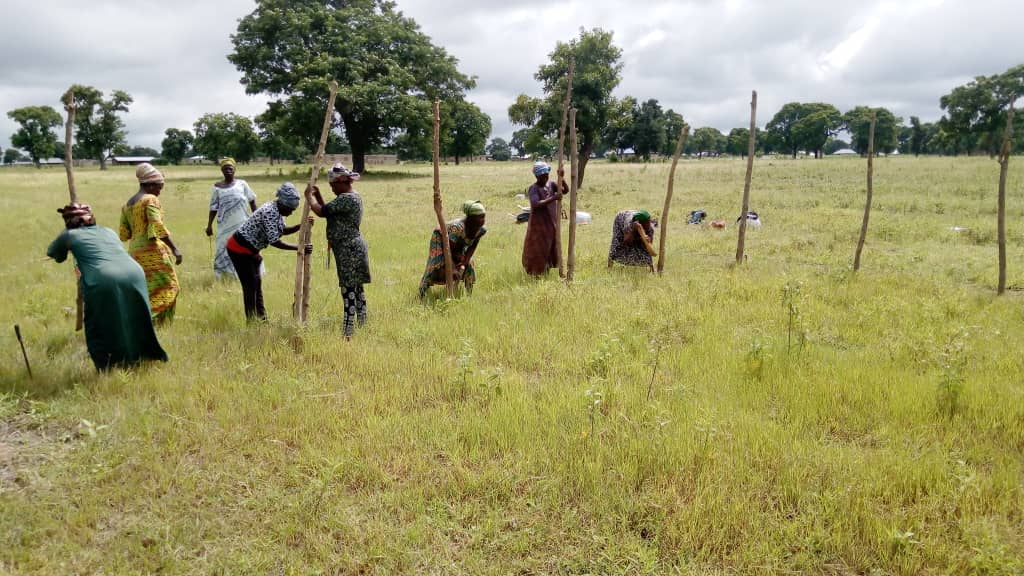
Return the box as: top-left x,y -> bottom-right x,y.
2,0 -> 1021,153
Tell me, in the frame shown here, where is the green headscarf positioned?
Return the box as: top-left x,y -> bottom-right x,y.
462,200 -> 486,216
631,210 -> 651,223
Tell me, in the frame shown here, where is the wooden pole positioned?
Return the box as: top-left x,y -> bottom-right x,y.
554,62 -> 575,278
566,108 -> 579,283
853,111 -> 877,272
735,90 -> 757,265
656,123 -> 689,274
432,100 -> 456,298
14,325 -> 32,380
63,92 -> 84,331
997,107 -> 1014,295
292,81 -> 339,324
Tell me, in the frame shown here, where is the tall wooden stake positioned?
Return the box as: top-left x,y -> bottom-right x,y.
293,81 -> 338,324
657,123 -> 689,274
735,90 -> 757,265
555,62 -> 575,278
432,100 -> 455,298
853,111 -> 877,272
997,107 -> 1014,295
63,92 -> 84,331
566,108 -> 579,283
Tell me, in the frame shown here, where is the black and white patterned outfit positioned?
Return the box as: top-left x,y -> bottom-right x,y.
228,201 -> 286,321
324,191 -> 370,336
608,210 -> 656,267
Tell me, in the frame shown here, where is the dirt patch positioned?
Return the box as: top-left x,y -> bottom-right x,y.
0,415 -> 68,493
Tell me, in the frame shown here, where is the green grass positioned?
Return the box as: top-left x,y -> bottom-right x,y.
1,156 -> 1022,574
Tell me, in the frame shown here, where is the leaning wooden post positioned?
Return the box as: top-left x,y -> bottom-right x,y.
63,91 -> 84,331
735,90 -> 757,265
432,100 -> 456,298
566,108 -> 579,283
997,107 -> 1014,295
554,61 -> 575,278
657,123 -> 689,274
853,112 -> 877,272
292,80 -> 338,324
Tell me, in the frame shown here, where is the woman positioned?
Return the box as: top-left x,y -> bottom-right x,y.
305,163 -> 371,339
608,210 -> 657,271
522,161 -> 567,276
226,182 -> 311,322
206,157 -> 258,279
47,203 -> 167,370
119,163 -> 182,323
419,201 -> 486,298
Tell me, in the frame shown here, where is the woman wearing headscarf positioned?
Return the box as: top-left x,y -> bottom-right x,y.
419,201 -> 487,298
48,203 -> 167,370
608,210 -> 657,271
226,182 -> 311,322
521,161 -> 567,276
119,163 -> 182,323
206,157 -> 258,279
305,163 -> 371,338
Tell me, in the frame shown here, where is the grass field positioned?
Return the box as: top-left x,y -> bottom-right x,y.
1,156 -> 1022,574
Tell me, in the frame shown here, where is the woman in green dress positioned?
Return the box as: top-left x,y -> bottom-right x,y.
47,203 -> 168,371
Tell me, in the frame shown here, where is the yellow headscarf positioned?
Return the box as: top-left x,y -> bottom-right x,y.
219,157 -> 236,168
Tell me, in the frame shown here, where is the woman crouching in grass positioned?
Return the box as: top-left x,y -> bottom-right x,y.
226,183 -> 312,323
608,209 -> 657,272
47,202 -> 168,370
419,201 -> 487,299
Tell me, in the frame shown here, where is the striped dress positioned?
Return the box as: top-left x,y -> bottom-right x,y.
119,194 -> 180,322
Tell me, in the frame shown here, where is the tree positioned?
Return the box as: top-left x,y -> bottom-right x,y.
161,128 -> 194,164
631,99 -> 665,160
727,128 -> 750,157
909,117 -> 927,156
510,129 -> 528,157
824,138 -> 850,155
792,103 -> 842,158
508,28 -> 623,188
229,0 -> 474,174
125,146 -> 159,157
443,100 -> 491,164
843,106 -> 901,154
659,109 -> 685,156
765,102 -> 805,158
61,85 -> 132,170
691,127 -> 724,159
601,96 -> 636,156
939,64 -> 1023,157
486,137 -> 512,161
3,148 -> 25,164
193,113 -> 260,163
7,106 -> 62,166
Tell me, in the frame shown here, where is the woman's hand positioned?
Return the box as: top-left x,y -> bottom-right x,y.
173,250 -> 183,265
205,225 -> 213,237
303,243 -> 313,255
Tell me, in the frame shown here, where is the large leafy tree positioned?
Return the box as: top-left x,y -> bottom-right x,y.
508,28 -> 623,188
229,0 -> 474,173
4,148 -> 25,164
765,102 -> 805,158
443,100 -> 491,164
659,109 -> 685,156
61,85 -> 132,170
161,128 -> 194,165
601,96 -> 636,156
486,137 -> 511,161
193,113 -> 260,162
842,106 -> 902,155
727,128 -> 750,157
792,103 -> 842,158
939,63 -> 1023,156
7,106 -> 62,167
631,99 -> 665,161
690,126 -> 725,159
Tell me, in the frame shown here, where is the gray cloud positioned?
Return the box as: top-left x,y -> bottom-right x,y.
2,0 -> 1022,153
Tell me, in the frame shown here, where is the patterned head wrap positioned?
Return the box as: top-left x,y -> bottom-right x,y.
219,157 -> 236,168
276,182 -> 301,209
462,200 -> 486,216
57,202 -> 94,228
631,210 -> 652,223
135,163 -> 164,184
327,162 -> 361,183
532,161 -> 550,176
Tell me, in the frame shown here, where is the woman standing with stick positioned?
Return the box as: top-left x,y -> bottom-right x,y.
206,157 -> 258,279
522,162 -> 566,276
119,163 -> 182,323
305,164 -> 371,339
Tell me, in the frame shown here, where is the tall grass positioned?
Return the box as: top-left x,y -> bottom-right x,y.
0,157 -> 1022,574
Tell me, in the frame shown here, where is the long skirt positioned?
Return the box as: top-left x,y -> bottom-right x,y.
83,262 -> 168,370
522,212 -> 558,275
130,239 -> 179,321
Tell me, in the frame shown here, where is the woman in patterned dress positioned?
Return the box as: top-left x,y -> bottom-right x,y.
205,157 -> 258,279
608,209 -> 657,271
119,163 -> 182,323
419,201 -> 486,299
305,163 -> 371,339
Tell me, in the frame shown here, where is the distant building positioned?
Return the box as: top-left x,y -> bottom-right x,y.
109,155 -> 156,165
831,148 -> 858,156
187,155 -> 209,164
